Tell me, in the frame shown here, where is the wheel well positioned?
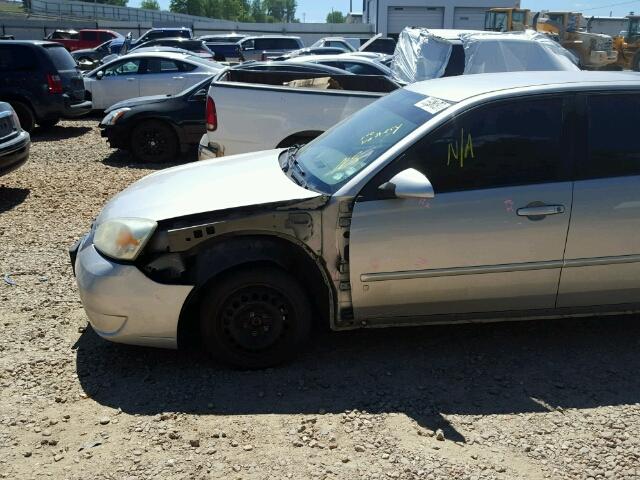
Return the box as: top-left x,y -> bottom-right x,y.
2,96 -> 34,114
276,130 -> 324,148
177,234 -> 334,350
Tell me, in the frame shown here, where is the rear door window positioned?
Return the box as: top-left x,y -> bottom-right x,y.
403,97 -> 568,193
44,45 -> 77,71
82,31 -> 98,41
99,32 -> 114,42
0,45 -> 37,71
145,58 -> 180,73
579,93 -> 640,179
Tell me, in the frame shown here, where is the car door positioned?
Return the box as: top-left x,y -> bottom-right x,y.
140,57 -> 188,96
349,95 -> 574,321
558,92 -> 640,308
92,58 -> 141,109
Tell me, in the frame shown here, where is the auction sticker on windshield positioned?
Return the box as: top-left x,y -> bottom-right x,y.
414,97 -> 451,114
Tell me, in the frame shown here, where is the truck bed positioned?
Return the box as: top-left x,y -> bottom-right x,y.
205,69 -> 400,156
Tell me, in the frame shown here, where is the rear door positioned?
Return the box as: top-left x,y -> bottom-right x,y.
558,92 -> 640,308
0,45 -> 38,99
139,57 -> 188,96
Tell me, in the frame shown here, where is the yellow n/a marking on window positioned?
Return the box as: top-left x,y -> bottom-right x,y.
447,128 -> 474,168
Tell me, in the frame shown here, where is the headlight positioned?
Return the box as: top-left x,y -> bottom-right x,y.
94,218 -> 157,261
100,108 -> 130,126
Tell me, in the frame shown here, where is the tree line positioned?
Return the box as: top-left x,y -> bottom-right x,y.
165,0 -> 298,22
91,0 -> 346,25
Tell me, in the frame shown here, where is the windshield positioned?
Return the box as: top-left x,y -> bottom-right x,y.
485,12 -> 508,31
629,19 -> 640,39
293,89 -> 451,194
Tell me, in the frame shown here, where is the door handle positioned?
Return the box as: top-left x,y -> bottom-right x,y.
172,76 -> 184,80
126,78 -> 135,81
517,204 -> 565,217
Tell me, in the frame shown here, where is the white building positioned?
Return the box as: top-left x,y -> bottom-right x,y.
363,0 -> 520,36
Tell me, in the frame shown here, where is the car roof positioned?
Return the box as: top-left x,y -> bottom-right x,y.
428,29 -> 494,40
146,27 -> 190,31
288,54 -> 380,63
243,35 -> 301,40
0,40 -> 62,47
406,71 -> 640,103
121,50 -> 192,58
144,37 -> 199,42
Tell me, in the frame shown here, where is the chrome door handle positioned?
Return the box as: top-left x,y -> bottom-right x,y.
517,205 -> 565,217
172,76 -> 184,80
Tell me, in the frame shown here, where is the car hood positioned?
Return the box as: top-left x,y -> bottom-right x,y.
106,94 -> 173,112
96,149 -> 322,224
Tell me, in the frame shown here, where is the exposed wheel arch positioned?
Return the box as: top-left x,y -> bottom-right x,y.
276,130 -> 324,149
177,234 -> 335,350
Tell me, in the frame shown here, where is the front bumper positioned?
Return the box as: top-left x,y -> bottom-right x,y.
100,124 -> 128,149
197,133 -> 223,160
0,131 -> 30,176
71,235 -> 193,349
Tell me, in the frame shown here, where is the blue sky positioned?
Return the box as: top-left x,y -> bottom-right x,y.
129,0 -> 640,22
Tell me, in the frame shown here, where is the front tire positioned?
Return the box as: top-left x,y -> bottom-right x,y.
130,120 -> 178,163
199,267 -> 312,369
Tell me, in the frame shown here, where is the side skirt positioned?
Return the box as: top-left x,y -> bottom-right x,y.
333,303 -> 640,330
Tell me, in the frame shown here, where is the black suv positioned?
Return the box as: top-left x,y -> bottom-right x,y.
0,41 -> 92,132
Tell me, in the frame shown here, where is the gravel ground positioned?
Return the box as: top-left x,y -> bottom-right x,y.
1,119 -> 640,480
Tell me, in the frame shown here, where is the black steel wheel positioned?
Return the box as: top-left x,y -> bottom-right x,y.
10,101 -> 35,133
200,267 -> 312,369
130,120 -> 178,163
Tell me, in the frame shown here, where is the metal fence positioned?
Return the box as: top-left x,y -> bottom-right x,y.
29,0 -> 206,24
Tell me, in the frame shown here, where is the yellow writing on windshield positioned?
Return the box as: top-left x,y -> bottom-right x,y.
360,123 -> 404,145
447,129 -> 475,168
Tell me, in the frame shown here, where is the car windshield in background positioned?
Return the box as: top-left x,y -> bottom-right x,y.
295,89 -> 451,194
45,45 -> 78,70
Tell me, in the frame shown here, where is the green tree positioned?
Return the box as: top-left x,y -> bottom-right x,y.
326,10 -> 345,23
202,0 -> 222,18
140,0 -> 160,10
250,0 -> 266,22
170,0 -> 203,15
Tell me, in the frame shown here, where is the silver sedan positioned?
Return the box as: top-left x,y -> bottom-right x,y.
71,71 -> 640,368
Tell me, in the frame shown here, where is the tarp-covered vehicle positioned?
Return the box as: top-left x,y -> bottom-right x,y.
391,28 -> 579,84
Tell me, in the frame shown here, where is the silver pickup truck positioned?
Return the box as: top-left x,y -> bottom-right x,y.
198,67 -> 400,159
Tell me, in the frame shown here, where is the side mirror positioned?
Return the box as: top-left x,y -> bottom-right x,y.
190,88 -> 207,101
96,70 -> 104,80
378,168 -> 434,199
